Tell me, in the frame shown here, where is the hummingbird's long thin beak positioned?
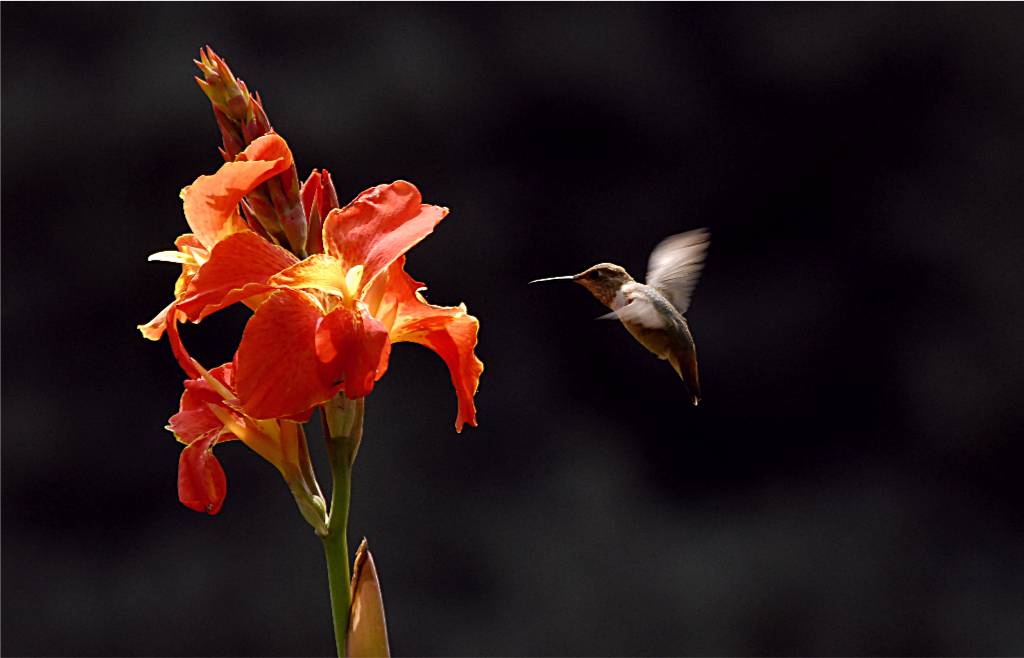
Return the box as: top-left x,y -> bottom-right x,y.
529,274 -> 576,284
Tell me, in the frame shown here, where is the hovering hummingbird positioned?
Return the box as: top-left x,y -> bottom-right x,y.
531,229 -> 710,405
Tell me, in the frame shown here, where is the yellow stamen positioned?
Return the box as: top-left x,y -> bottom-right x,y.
194,361 -> 235,403
148,250 -> 197,265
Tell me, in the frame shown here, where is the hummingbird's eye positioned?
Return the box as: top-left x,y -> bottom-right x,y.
588,270 -> 602,280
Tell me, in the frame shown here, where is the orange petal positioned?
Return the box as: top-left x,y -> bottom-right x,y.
177,430 -> 227,514
175,233 -> 206,253
168,364 -> 239,444
268,253 -> 347,299
177,230 -> 298,322
235,290 -> 338,419
183,134 -> 294,249
323,181 -> 446,295
380,262 -> 483,431
165,304 -> 202,380
138,234 -> 209,341
168,402 -> 222,446
315,304 -> 391,399
138,300 -> 175,341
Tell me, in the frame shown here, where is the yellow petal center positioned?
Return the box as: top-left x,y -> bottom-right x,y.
344,264 -> 364,301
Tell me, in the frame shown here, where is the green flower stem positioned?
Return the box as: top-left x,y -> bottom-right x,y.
322,465 -> 351,658
320,395 -> 365,658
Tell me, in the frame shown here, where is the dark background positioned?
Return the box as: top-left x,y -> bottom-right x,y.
3,3 -> 1024,656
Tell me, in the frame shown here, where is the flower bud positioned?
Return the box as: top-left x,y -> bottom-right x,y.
301,169 -> 342,255
347,538 -> 390,658
195,47 -> 309,256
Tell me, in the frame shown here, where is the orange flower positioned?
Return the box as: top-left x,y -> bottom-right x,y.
142,136 -> 482,430
211,180 -> 483,428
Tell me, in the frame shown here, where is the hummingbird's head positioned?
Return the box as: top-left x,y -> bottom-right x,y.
529,263 -> 634,307
572,263 -> 633,306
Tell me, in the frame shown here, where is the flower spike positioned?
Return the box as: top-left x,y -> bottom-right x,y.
195,46 -> 308,256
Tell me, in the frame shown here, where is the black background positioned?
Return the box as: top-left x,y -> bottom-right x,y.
4,3 -> 1024,656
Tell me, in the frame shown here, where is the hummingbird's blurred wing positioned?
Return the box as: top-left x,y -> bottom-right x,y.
646,228 -> 710,314
597,285 -> 667,328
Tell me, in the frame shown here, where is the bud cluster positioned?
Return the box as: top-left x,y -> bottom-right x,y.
195,47 -> 309,256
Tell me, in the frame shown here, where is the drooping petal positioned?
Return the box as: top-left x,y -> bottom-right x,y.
177,230 -> 298,322
379,261 -> 483,431
315,304 -> 391,399
323,181 -> 447,295
235,289 -> 338,419
402,314 -> 482,432
177,430 -> 227,514
165,304 -> 202,380
183,134 -> 294,249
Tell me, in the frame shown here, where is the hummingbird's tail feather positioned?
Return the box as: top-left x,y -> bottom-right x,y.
668,346 -> 701,406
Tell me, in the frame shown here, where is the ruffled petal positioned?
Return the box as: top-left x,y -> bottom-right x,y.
183,134 -> 294,249
323,181 -> 447,295
177,429 -> 227,514
315,304 -> 391,399
235,290 -> 337,419
168,364 -> 239,444
177,230 -> 298,322
379,261 -> 483,431
168,403 -> 222,446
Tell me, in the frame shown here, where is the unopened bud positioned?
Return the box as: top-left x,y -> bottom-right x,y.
194,46 -> 309,257
347,538 -> 390,658
300,169 -> 342,255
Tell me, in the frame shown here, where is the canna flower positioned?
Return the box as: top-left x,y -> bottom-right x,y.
199,179 -> 483,428
144,48 -> 485,656
141,136 -> 482,430
165,310 -> 324,523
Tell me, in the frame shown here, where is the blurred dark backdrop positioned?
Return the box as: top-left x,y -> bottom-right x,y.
4,3 -> 1024,656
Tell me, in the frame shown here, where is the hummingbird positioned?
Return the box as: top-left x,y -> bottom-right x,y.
530,229 -> 710,405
